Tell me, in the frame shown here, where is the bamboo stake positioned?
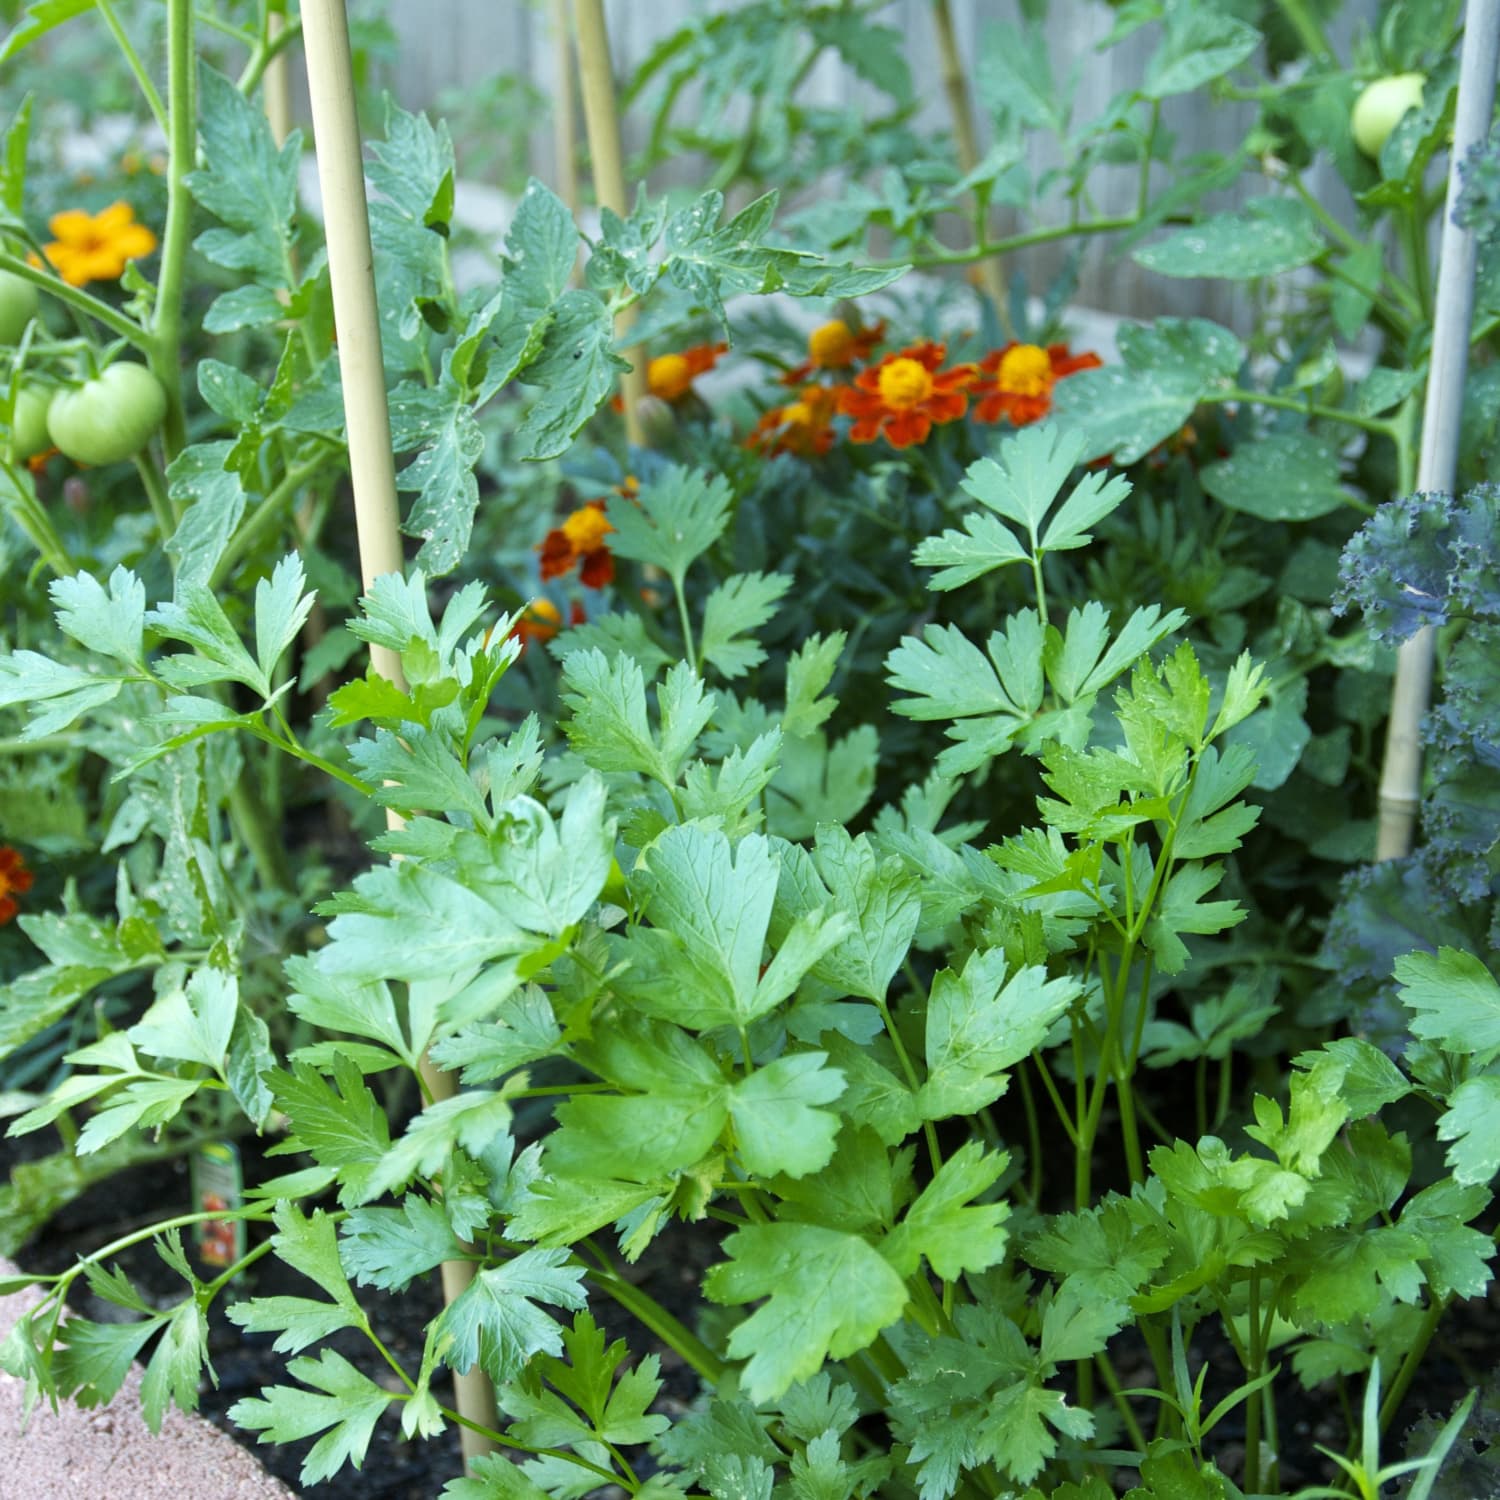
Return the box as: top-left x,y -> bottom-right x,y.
300,0 -> 499,1461
263,9 -> 293,147
550,0 -> 580,216
1374,0 -> 1500,861
573,0 -> 647,445
931,0 -> 1009,326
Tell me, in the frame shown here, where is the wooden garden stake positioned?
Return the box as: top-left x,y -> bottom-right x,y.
299,0 -> 499,1461
573,0 -> 647,445
931,0 -> 1009,327
1374,0 -> 1500,861
550,0 -> 580,216
262,8 -> 293,147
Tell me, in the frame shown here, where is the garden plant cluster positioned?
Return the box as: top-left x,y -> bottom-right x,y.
2,0 -> 1500,1497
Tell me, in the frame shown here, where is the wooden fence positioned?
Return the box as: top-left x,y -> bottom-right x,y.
322,0 -> 1379,327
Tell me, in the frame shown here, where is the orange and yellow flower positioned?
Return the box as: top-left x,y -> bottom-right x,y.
838,341 -> 973,449
746,384 -> 839,459
612,343 -> 727,415
42,202 -> 158,287
510,598 -> 563,654
647,341 -> 727,402
0,845 -> 33,925
969,342 -> 1102,426
780,318 -> 886,385
537,501 -> 614,588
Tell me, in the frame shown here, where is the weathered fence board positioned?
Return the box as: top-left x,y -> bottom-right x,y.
319,0 -> 1379,326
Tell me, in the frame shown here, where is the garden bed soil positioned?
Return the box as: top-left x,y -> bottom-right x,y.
0,1257 -> 293,1500
0,1139 -> 714,1499
1,1131 -> 1497,1497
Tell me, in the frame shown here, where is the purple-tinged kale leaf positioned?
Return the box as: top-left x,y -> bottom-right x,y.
1334,485 -> 1500,642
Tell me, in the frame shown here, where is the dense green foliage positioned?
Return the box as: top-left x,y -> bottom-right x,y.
0,0 -> 1497,1497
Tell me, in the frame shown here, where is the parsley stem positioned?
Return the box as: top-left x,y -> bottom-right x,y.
435,1408 -> 622,1484
1378,1292 -> 1450,1434
672,575 -> 699,676
1245,1271 -> 1264,1494
1015,1064 -> 1044,1203
1029,1051 -> 1080,1148
199,1233 -> 277,1298
875,992 -> 942,1175
588,1267 -> 725,1386
1093,1350 -> 1148,1455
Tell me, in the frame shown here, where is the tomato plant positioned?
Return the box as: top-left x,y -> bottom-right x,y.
1,2 -> 1498,1498
45,363 -> 167,466
6,384 -> 52,459
1351,71 -> 1426,156
0,268 -> 37,345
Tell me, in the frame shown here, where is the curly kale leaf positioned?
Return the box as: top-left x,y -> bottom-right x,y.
1334,485 -> 1500,642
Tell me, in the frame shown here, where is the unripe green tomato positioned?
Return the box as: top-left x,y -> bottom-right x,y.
8,386 -> 53,459
0,269 -> 38,345
46,362 -> 167,466
1352,73 -> 1425,158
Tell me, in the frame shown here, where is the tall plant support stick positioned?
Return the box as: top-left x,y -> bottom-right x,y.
300,0 -> 499,1461
574,0 -> 646,445
263,9 -> 293,146
1374,0 -> 1500,860
931,0 -> 1009,326
550,0 -> 580,216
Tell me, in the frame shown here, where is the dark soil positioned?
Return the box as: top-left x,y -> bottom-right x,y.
4,1122 -> 1498,1498
3,1136 -> 716,1499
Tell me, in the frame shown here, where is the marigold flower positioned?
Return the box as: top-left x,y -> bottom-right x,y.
780,318 -> 886,385
0,845 -> 34,925
43,201 -> 158,287
970,341 -> 1102,426
647,342 -> 727,402
537,500 -> 614,588
510,598 -> 562,654
838,341 -> 973,449
746,384 -> 839,458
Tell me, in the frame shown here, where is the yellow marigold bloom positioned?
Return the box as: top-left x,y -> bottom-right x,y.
995,343 -> 1053,397
647,353 -> 692,401
782,318 -> 885,385
746,384 -> 839,458
970,342 -> 1103,426
809,319 -> 856,367
839,341 -> 972,449
876,357 -> 936,411
643,341 -> 726,402
539,502 -> 616,588
43,202 -> 157,287
560,505 -> 614,552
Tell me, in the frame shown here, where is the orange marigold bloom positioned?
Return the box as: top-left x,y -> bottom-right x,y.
970,342 -> 1102,426
510,598 -> 562,654
746,384 -> 839,458
838,341 -> 973,449
43,202 -> 157,287
647,341 -> 727,402
780,318 -> 886,385
537,501 -> 615,588
0,845 -> 33,925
